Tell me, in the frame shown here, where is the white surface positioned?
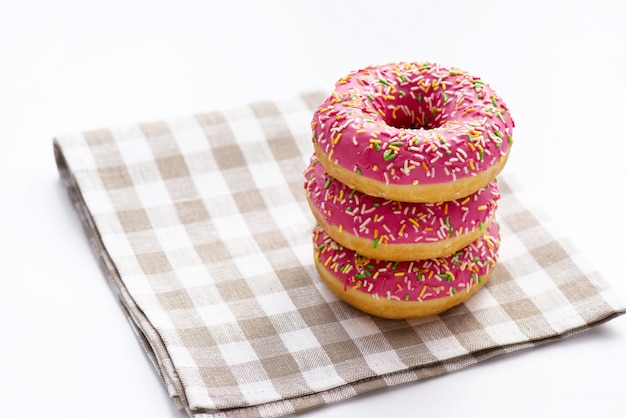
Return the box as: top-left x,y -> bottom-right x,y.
1,1 -> 625,417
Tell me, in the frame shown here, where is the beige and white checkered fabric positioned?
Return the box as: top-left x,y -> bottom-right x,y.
54,92 -> 625,418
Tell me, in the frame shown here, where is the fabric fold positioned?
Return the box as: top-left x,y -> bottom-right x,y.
54,92 -> 625,418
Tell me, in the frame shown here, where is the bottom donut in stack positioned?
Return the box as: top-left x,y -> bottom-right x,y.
304,155 -> 501,319
312,223 -> 500,319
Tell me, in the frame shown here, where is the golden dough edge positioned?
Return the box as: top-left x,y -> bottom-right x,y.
313,142 -> 510,203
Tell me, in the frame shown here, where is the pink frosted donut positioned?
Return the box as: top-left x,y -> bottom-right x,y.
313,222 -> 500,319
304,154 -> 499,261
311,62 -> 515,203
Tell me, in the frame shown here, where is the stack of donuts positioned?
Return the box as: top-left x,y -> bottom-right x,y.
304,62 -> 515,319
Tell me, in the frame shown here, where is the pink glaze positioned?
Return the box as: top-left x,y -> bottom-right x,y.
305,155 -> 499,246
313,222 -> 500,302
311,62 -> 515,186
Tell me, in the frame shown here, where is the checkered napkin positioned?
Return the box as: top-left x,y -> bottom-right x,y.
54,92 -> 625,418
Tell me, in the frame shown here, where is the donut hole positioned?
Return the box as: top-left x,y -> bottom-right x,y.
381,92 -> 448,131
385,109 -> 444,131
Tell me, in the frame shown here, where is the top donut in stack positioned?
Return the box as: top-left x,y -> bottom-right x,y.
311,62 -> 514,204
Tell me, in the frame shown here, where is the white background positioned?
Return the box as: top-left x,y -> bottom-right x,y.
1,1 -> 625,417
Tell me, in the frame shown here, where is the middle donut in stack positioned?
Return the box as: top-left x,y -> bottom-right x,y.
304,62 -> 515,319
305,155 -> 500,262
